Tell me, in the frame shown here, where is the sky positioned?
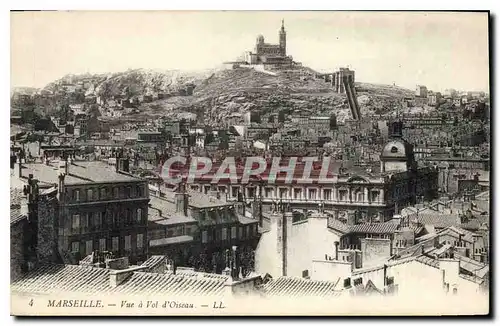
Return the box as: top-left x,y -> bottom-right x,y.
11,11 -> 490,93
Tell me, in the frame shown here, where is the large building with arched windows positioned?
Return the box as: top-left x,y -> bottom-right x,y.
184,121 -> 439,223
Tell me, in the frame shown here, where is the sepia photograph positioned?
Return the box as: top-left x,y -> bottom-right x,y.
9,10 -> 491,316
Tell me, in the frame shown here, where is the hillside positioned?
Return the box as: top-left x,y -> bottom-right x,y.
11,87 -> 39,96
133,66 -> 416,123
94,69 -> 217,98
26,66 -> 417,125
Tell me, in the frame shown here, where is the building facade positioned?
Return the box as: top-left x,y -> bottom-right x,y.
11,155 -> 150,266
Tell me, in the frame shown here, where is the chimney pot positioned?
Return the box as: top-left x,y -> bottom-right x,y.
334,241 -> 339,260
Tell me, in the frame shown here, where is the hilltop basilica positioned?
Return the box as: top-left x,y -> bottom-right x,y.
241,20 -> 295,68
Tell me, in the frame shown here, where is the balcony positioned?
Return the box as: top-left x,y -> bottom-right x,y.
247,196 -> 387,207
65,196 -> 149,207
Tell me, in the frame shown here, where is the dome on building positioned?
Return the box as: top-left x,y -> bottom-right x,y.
256,35 -> 265,44
381,140 -> 413,159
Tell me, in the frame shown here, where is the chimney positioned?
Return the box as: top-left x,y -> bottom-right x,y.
175,182 -> 189,217
58,159 -> 68,175
231,246 -> 239,280
282,212 -> 293,277
253,199 -> 263,227
383,264 -> 388,286
224,249 -> 230,270
115,152 -> 120,173
172,259 -> 177,275
106,257 -> 130,270
334,241 -> 339,260
222,267 -> 231,276
14,155 -> 22,178
439,256 -> 460,287
10,154 -> 16,169
57,173 -> 66,201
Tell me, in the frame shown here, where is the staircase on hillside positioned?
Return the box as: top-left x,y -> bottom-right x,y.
343,76 -> 362,121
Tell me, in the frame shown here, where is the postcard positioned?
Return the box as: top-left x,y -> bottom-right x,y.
10,10 -> 490,316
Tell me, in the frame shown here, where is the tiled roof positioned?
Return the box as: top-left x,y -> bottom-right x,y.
260,277 -> 341,297
415,255 -> 440,268
10,208 -> 26,225
115,271 -> 226,296
11,264 -> 228,297
327,218 -> 349,234
460,220 -> 480,231
10,188 -> 26,224
459,258 -> 489,278
417,213 -> 461,229
415,232 -> 439,242
441,226 -> 478,243
327,219 -> 401,235
460,274 -> 486,285
390,236 -> 438,261
427,243 -> 453,257
163,269 -> 229,281
461,216 -> 489,231
11,264 -> 111,295
141,256 -> 166,269
348,221 -> 399,235
79,254 -> 93,265
474,191 -> 490,201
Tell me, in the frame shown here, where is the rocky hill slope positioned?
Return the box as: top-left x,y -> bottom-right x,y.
135,66 -> 415,123
31,66 -> 416,124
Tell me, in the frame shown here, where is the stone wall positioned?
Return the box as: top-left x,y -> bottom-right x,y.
37,192 -> 59,264
10,221 -> 26,282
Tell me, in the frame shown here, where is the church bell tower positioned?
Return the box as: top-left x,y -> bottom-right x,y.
279,19 -> 287,57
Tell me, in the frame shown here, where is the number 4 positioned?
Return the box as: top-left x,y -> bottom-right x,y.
29,299 -> 33,307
